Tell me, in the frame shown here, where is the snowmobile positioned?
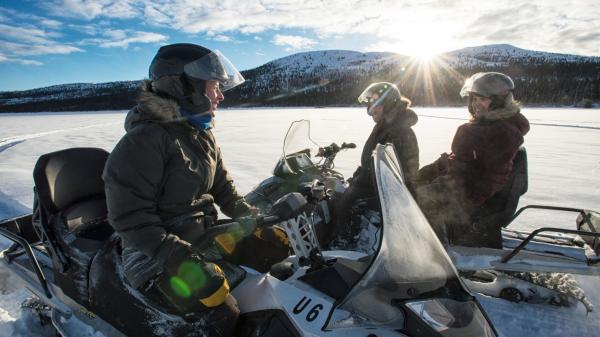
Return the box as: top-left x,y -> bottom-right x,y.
0,120 -> 499,336
245,120 -> 600,313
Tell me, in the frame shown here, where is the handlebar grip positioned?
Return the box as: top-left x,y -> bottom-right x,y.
259,215 -> 280,226
342,142 -> 357,149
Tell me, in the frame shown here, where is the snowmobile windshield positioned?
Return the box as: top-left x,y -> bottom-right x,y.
183,50 -> 245,91
327,144 -> 496,336
278,120 -> 320,174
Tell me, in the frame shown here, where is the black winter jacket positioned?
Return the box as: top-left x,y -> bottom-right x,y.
353,108 -> 420,194
102,81 -> 250,288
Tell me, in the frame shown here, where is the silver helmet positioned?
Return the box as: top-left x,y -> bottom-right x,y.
460,72 -> 514,98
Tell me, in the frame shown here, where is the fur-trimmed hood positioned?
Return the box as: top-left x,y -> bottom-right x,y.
388,107 -> 418,128
124,80 -> 182,132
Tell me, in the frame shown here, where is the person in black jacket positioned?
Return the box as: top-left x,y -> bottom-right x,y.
328,82 -> 419,244
103,43 -> 287,336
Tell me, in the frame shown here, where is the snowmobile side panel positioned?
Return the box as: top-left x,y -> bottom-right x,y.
232,272 -> 335,335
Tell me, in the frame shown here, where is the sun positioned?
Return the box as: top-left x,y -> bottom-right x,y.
406,43 -> 442,62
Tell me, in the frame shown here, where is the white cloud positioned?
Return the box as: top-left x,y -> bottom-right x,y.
1,40 -> 83,56
18,59 -> 45,66
0,10 -> 82,63
77,28 -> 167,49
39,19 -> 63,29
143,4 -> 171,25
98,31 -> 168,48
213,34 -> 232,42
140,0 -> 600,56
6,0 -> 599,56
272,34 -> 317,51
42,0 -> 138,20
0,23 -> 52,44
0,53 -> 44,65
104,29 -> 128,40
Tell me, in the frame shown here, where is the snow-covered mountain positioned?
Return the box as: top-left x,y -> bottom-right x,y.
445,44 -> 600,66
1,44 -> 599,112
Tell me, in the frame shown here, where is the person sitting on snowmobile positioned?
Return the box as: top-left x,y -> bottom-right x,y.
102,43 -> 288,336
416,72 -> 530,246
329,82 -> 419,243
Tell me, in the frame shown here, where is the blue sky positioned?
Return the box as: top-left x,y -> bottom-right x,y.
1,0 -> 599,91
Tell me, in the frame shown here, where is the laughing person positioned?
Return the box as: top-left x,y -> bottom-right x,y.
416,72 -> 530,246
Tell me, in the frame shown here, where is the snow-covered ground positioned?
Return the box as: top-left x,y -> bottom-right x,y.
0,107 -> 599,336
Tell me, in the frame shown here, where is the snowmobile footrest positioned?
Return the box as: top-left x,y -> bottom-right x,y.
51,308 -> 69,337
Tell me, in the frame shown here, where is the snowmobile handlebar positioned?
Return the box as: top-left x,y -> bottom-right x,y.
316,142 -> 356,158
195,192 -> 307,250
316,142 -> 356,170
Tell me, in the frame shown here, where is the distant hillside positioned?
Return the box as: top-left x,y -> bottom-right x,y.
2,44 -> 599,112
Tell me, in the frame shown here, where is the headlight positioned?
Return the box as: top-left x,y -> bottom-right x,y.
406,299 -> 496,337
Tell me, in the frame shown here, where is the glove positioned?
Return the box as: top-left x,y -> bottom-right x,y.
155,234 -> 230,311
254,225 -> 289,249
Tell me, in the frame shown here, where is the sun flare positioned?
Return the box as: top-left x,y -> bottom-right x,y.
412,51 -> 438,62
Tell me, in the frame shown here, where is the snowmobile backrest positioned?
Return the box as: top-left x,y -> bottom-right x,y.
454,148 -> 528,248
475,147 -> 528,222
33,147 -> 110,234
33,147 -> 108,213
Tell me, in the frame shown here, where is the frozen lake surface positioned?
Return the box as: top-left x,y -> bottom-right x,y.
0,107 -> 599,336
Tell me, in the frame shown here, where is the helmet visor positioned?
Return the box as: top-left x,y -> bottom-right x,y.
459,74 -> 485,98
358,82 -> 396,115
460,76 -> 475,97
183,50 -> 245,91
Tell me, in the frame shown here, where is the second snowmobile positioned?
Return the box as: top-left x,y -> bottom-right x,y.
245,119 -> 600,314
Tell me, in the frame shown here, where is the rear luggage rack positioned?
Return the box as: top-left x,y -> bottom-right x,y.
502,205 -> 600,264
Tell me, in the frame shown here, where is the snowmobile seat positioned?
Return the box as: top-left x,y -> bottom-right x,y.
32,147 -> 113,305
451,147 -> 528,248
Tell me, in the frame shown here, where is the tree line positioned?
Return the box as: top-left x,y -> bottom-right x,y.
1,60 -> 598,112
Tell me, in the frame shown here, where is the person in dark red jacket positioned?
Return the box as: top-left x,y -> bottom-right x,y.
417,72 -> 530,245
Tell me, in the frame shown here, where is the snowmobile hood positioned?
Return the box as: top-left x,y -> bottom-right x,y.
124,80 -> 183,132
